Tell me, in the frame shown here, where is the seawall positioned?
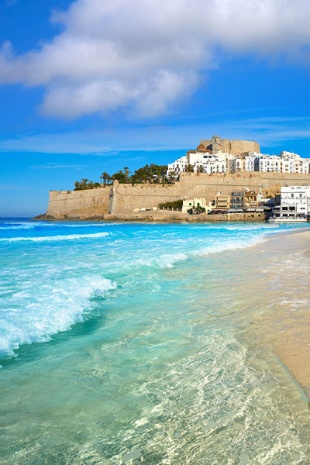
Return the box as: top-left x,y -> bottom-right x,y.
43,172 -> 310,220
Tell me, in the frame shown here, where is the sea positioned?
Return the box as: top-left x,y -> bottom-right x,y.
0,218 -> 309,465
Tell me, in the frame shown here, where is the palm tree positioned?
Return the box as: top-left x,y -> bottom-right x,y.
169,170 -> 176,183
101,172 -> 110,186
123,167 -> 130,183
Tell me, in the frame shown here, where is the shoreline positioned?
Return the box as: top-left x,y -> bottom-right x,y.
33,211 -> 266,223
23,216 -> 310,398
252,229 -> 310,399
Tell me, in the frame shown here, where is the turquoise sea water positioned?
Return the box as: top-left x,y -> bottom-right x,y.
0,219 -> 309,464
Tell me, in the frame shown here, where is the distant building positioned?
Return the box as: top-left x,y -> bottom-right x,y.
230,192 -> 245,211
182,198 -> 210,213
269,185 -> 310,221
215,193 -> 231,210
198,135 -> 260,156
167,137 -> 310,177
244,190 -> 258,209
258,151 -> 310,173
280,185 -> 310,214
167,155 -> 188,174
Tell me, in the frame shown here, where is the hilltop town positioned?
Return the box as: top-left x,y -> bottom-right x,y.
39,136 -> 310,222
167,135 -> 310,176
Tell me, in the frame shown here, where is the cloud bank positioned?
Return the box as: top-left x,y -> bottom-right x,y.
1,0 -> 310,119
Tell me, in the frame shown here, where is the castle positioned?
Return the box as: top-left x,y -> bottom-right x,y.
196,135 -> 260,156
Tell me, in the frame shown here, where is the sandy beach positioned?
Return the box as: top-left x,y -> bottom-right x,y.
252,229 -> 310,398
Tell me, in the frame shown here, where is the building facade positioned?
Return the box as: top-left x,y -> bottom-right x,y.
215,193 -> 231,210
270,185 -> 310,221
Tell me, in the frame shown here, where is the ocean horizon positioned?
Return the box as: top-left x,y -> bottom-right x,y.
0,218 -> 309,464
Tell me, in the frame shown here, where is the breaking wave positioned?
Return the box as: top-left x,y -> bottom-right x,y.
0,275 -> 116,358
0,232 -> 110,243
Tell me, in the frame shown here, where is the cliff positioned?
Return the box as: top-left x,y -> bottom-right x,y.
42,172 -> 310,220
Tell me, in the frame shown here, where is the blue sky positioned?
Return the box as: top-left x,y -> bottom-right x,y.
1,0 -> 310,216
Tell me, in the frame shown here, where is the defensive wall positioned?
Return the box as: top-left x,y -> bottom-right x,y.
46,187 -> 110,219
45,172 -> 310,220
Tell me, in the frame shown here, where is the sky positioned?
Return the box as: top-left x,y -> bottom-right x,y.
1,0 -> 310,216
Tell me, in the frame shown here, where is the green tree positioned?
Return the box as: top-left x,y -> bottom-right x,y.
123,166 -> 130,183
74,178 -> 100,190
112,169 -> 127,183
101,171 -> 111,186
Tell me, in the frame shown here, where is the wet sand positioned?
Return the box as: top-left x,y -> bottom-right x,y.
256,229 -> 310,397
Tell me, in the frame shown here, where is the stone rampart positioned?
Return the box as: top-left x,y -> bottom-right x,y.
110,181 -> 185,215
111,172 -> 310,215
46,187 -> 110,219
44,172 -> 310,219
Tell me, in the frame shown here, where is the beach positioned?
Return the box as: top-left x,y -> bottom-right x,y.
0,219 -> 309,464
251,230 -> 310,397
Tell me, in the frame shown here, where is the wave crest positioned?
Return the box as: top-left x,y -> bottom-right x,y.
0,275 -> 116,358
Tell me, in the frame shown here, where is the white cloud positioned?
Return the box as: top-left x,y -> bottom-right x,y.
1,0 -> 310,119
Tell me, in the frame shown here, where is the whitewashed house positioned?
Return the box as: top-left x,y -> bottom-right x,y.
167,155 -> 188,174
167,143 -> 310,177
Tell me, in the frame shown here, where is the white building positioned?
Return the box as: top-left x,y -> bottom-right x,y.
280,185 -> 310,214
258,155 -> 282,172
232,152 -> 260,172
184,151 -> 235,175
167,151 -> 229,175
167,155 -> 188,174
258,152 -> 310,173
167,146 -> 310,177
270,185 -> 310,221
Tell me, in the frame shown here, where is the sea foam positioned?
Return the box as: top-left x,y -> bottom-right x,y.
0,232 -> 110,243
0,275 -> 116,358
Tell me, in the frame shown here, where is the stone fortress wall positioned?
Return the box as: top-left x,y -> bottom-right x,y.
46,171 -> 310,219
199,135 -> 260,155
46,187 -> 110,219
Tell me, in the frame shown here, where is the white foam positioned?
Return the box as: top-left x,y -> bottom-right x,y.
135,252 -> 188,269
0,222 -> 37,230
0,232 -> 110,243
158,236 -> 264,268
196,235 -> 264,256
57,223 -> 113,228
121,233 -> 267,271
0,275 -> 116,358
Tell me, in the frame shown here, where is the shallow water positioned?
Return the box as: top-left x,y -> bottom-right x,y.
0,219 -> 309,464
